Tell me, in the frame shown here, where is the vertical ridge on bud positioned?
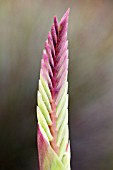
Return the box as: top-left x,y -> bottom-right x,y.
37,8 -> 71,170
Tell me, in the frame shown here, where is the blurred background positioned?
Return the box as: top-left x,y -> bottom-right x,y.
0,0 -> 113,169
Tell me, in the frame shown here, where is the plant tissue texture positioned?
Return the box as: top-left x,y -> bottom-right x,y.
37,9 -> 71,170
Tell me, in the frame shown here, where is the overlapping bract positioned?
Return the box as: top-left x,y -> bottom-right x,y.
37,9 -> 71,170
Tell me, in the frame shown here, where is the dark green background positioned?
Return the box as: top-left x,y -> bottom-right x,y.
0,0 -> 113,169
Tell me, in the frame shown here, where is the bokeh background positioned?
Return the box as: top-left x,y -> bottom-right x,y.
0,0 -> 113,170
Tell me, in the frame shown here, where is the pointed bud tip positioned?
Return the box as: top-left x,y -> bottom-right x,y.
66,8 -> 70,16
59,8 -> 70,26
63,8 -> 70,19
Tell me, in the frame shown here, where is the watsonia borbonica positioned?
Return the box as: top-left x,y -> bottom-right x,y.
37,9 -> 71,170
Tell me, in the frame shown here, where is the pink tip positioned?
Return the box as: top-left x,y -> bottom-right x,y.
60,8 -> 70,25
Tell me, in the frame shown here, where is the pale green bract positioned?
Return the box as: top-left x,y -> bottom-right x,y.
37,9 -> 71,170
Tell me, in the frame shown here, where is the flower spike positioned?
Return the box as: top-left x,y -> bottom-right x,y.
37,8 -> 71,170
